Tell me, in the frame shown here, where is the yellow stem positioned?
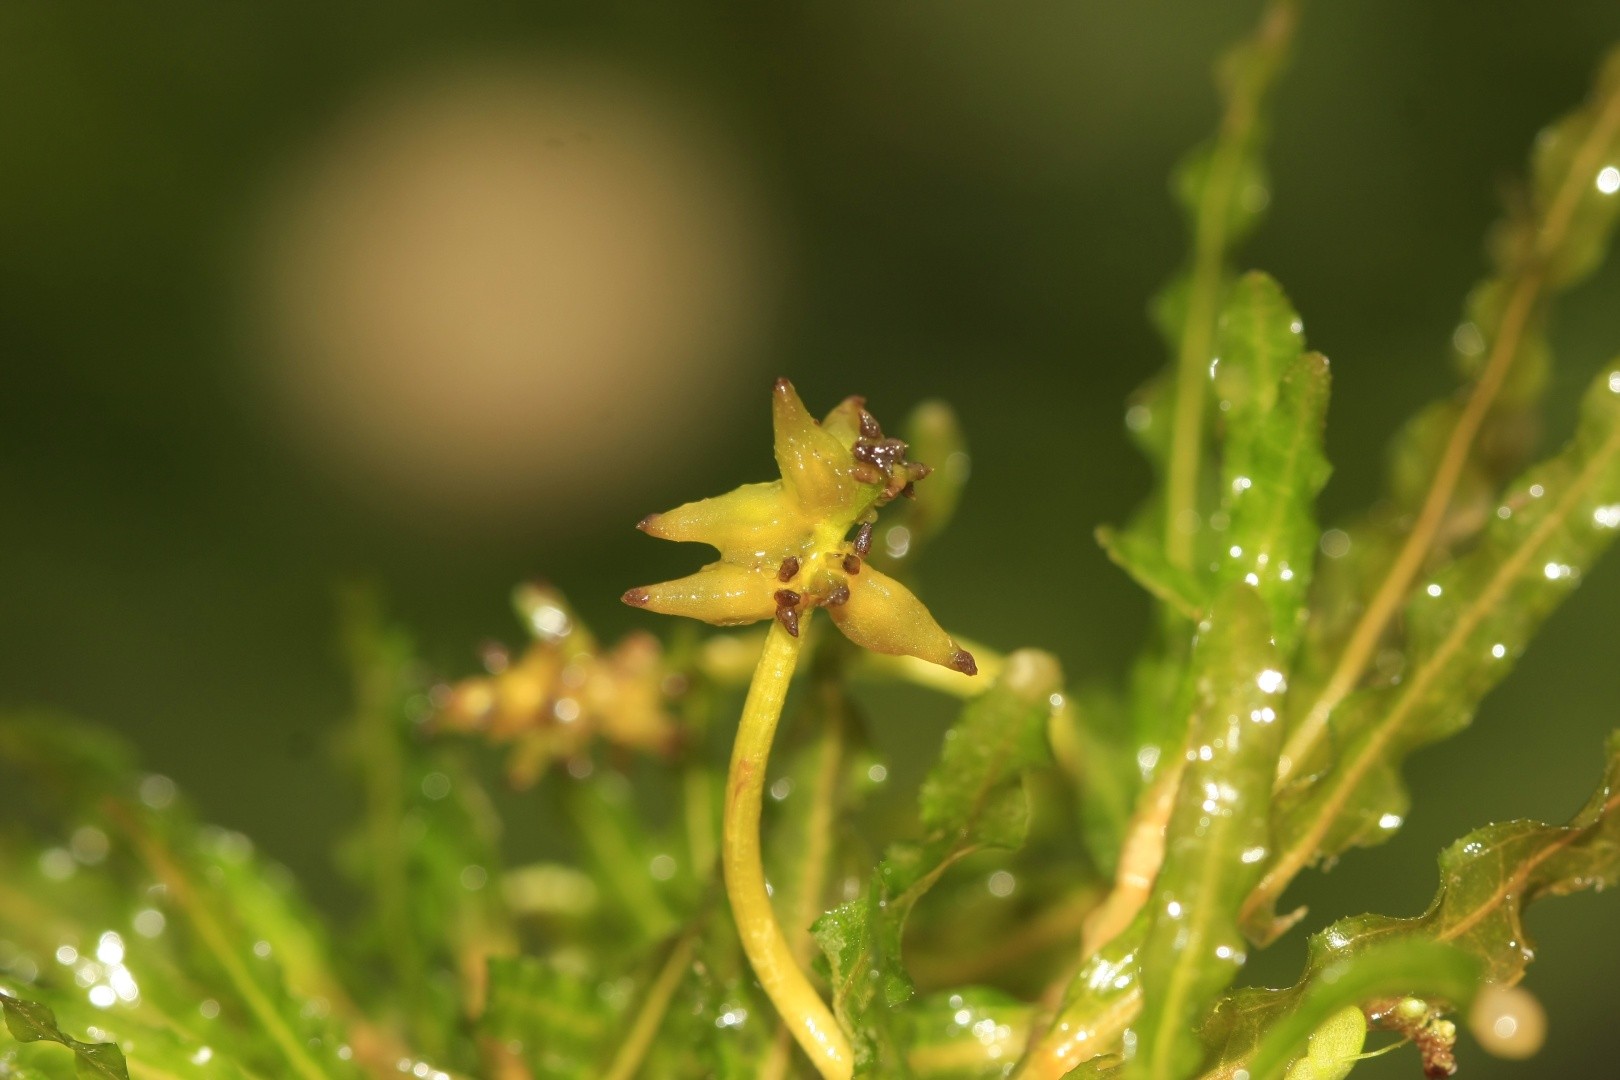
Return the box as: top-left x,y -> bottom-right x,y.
725,619 -> 853,1080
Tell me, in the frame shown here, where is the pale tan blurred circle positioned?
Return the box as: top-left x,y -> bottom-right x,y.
258,61 -> 772,522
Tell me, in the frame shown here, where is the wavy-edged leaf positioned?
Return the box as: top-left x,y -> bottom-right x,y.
1155,0 -> 1302,573
1212,274 -> 1329,656
1200,940 -> 1479,1080
1251,364 -> 1620,932
813,652 -> 1061,1076
0,991 -> 128,1079
1211,733 -> 1617,1076
1130,588 -> 1282,1080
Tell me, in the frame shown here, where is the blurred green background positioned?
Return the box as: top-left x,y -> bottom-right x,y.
3,2 -> 1619,1076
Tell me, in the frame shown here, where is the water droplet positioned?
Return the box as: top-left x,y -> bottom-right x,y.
88,984 -> 116,1009
1320,529 -> 1351,558
1426,583 -> 1442,597
139,774 -> 177,810
769,777 -> 793,801
649,854 -> 677,881
1256,669 -> 1286,694
1452,321 -> 1486,357
1598,166 -> 1620,195
867,763 -> 888,784
40,848 -> 76,881
1491,643 -> 1507,659
200,999 -> 221,1019
883,526 -> 912,560
1378,813 -> 1403,830
460,865 -> 489,891
56,945 -> 78,965
96,933 -> 124,966
987,871 -> 1016,898
71,827 -> 109,865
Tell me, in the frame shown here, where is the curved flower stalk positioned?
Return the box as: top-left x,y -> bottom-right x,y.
625,378 -> 977,1080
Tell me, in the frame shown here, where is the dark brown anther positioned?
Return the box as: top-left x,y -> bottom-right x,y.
775,604 -> 800,637
636,513 -> 661,533
774,589 -> 801,608
911,463 -> 933,480
852,437 -> 908,471
858,409 -> 882,440
853,522 -> 874,557
826,583 -> 850,607
949,649 -> 978,676
900,482 -> 916,499
778,555 -> 801,582
843,554 -> 862,575
621,588 -> 650,607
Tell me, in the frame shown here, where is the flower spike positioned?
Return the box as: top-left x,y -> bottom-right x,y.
624,378 -> 972,673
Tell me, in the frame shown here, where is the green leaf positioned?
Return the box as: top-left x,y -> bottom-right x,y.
813,651 -> 1061,1076
1323,730 -> 1620,984
1130,587 -> 1282,1080
480,955 -> 622,1078
0,714 -> 361,1080
1096,526 -> 1208,621
1210,732 -> 1618,1077
338,594 -> 515,1065
1212,274 -> 1330,656
1255,364 -> 1620,928
1527,45 -> 1620,288
1155,0 -> 1301,574
901,989 -> 1032,1079
0,992 -> 128,1080
1215,941 -> 1480,1080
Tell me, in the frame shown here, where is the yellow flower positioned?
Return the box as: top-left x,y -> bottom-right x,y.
623,378 -> 976,675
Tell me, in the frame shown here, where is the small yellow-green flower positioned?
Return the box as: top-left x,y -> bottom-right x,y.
623,378 -> 977,675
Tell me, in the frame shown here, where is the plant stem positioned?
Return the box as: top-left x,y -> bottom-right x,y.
1163,0 -> 1300,571
1275,75 -> 1620,787
725,618 -> 853,1080
600,928 -> 698,1080
762,671 -> 853,1080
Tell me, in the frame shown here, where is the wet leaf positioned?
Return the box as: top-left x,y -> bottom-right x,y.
901,988 -> 1032,1079
1253,364 -> 1620,930
0,992 -> 128,1079
813,652 -> 1061,1076
1212,274 -> 1329,656
1130,588 -> 1282,1080
1202,940 -> 1479,1080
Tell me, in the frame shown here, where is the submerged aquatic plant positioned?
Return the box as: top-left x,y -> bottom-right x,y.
4,3 -> 1620,1079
